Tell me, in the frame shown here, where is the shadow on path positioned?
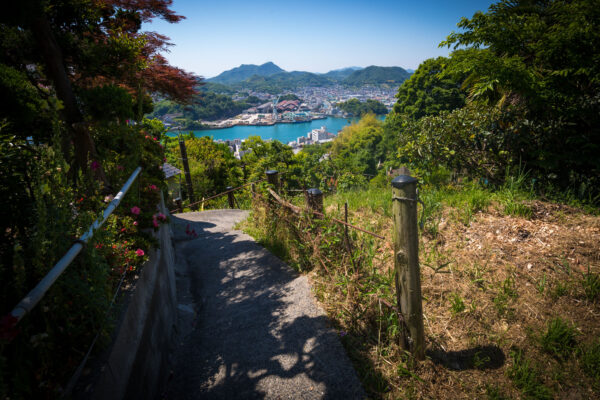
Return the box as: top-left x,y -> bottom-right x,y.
166,211 -> 364,399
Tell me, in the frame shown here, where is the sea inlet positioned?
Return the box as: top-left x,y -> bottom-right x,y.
165,117 -> 360,143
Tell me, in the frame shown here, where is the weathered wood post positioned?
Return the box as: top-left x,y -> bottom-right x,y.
175,198 -> 182,213
226,186 -> 235,209
392,175 -> 425,361
306,188 -> 323,215
266,170 -> 279,192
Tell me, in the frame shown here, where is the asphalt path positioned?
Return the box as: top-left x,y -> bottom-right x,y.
165,210 -> 364,400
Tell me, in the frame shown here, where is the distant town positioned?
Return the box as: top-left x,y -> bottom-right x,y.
159,84 -> 397,130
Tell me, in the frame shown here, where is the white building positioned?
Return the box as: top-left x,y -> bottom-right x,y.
311,126 -> 331,142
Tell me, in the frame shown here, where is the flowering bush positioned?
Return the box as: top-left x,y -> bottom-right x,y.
0,118 -> 168,397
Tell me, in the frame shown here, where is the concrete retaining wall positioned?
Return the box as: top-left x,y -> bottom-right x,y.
88,199 -> 177,400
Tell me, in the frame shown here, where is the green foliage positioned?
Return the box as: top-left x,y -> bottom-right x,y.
393,57 -> 466,120
278,93 -> 301,102
337,98 -> 388,116
148,91 -> 258,127
541,318 -> 578,359
79,84 -> 135,122
342,66 -> 411,86
241,136 -> 297,184
507,349 -> 553,400
581,266 -> 600,302
485,384 -> 510,400
184,136 -> 242,197
450,293 -> 466,315
0,63 -> 57,143
331,114 -> 386,177
493,275 -> 518,317
579,339 -> 600,384
440,0 -> 600,200
393,104 -> 513,184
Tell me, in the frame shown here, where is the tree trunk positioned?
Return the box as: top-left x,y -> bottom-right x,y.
31,16 -> 109,188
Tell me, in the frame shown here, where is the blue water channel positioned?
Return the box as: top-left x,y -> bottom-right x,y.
165,117 -> 361,143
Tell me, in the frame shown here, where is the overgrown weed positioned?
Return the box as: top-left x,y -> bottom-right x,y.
507,349 -> 553,399
540,318 -> 578,360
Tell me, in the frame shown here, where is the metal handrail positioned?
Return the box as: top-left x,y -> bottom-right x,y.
9,167 -> 142,323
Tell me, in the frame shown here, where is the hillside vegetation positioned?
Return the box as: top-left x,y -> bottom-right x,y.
207,61 -> 284,84
343,66 -> 411,86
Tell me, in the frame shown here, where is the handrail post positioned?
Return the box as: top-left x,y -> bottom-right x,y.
226,186 -> 235,209
307,188 -> 323,216
391,175 -> 425,361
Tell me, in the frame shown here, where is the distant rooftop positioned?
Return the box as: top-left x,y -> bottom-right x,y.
163,163 -> 181,179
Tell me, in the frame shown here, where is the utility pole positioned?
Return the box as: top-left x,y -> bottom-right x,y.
178,132 -> 195,209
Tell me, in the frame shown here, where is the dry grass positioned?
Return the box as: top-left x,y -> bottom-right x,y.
244,191 -> 600,399
315,198 -> 600,399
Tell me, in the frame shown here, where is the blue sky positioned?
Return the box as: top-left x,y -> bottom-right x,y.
145,0 -> 496,78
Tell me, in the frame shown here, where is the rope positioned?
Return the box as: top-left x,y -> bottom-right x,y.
266,189 -> 385,240
171,178 -> 265,213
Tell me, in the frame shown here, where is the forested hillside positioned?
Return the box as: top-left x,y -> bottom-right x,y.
337,98 -> 388,116
343,66 -> 411,86
208,62 -> 284,84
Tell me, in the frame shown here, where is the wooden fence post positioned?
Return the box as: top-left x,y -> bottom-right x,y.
306,188 -> 323,215
226,186 -> 235,209
392,175 -> 425,361
266,170 -> 279,192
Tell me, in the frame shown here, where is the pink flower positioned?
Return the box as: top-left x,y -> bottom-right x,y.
90,160 -> 100,171
157,212 -> 166,221
130,206 -> 141,215
133,221 -> 138,226
163,157 -> 167,162
145,135 -> 150,139
135,249 -> 145,257
153,137 -> 157,141
148,184 -> 158,191
152,219 -> 159,228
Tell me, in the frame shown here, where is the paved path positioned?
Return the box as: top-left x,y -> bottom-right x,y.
165,210 -> 364,400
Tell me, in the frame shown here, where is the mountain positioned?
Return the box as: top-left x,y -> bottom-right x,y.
343,66 -> 411,86
208,62 -> 285,84
230,71 -> 334,94
321,67 -> 363,81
